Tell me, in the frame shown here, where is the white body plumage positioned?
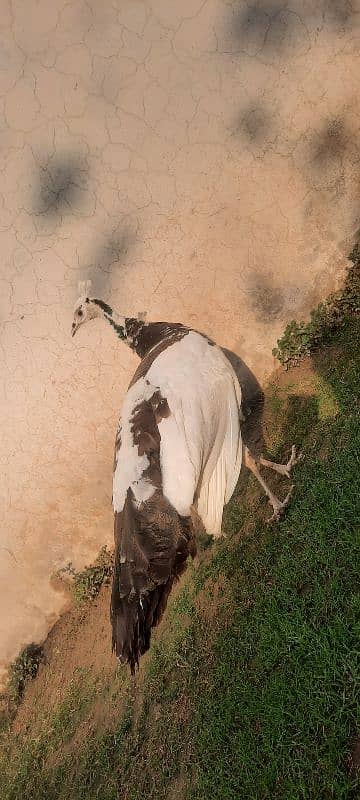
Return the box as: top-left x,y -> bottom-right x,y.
113,331 -> 243,536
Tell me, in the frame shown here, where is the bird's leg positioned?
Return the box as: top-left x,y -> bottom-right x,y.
244,446 -> 294,523
259,445 -> 303,479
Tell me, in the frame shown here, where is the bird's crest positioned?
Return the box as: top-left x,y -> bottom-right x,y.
78,279 -> 92,297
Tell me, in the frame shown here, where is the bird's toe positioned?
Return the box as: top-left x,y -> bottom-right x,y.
286,445 -> 304,472
267,485 -> 294,525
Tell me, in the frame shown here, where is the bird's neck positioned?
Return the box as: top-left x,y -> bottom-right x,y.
104,309 -> 128,342
92,299 -> 144,351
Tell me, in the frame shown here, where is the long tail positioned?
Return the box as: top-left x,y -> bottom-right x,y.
111,574 -> 181,675
110,491 -> 195,674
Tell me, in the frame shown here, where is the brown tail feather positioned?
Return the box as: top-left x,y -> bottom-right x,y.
110,490 -> 195,673
111,578 -> 176,675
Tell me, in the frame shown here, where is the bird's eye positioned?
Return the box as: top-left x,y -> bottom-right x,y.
78,309 -> 83,318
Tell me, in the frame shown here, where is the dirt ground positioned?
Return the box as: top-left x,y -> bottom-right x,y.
1,0 -> 360,686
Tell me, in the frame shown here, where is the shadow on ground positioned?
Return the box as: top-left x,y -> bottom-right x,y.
227,0 -> 358,56
34,155 -> 90,217
81,222 -> 140,297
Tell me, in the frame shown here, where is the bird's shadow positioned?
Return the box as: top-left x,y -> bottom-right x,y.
221,347 -> 265,458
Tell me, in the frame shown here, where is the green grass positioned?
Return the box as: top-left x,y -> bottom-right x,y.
3,643 -> 44,717
72,546 -> 113,603
55,545 -> 113,603
0,317 -> 359,800
272,243 -> 360,368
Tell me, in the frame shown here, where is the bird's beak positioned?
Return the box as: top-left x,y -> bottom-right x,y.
71,322 -> 79,337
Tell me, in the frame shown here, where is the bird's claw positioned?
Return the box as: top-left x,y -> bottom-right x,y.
285,445 -> 304,477
267,485 -> 295,525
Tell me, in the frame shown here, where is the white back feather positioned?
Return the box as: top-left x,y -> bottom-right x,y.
146,333 -> 242,534
112,330 -> 243,536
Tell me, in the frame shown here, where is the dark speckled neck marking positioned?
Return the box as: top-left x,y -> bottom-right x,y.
93,298 -> 113,316
107,315 -> 126,341
92,298 -> 127,341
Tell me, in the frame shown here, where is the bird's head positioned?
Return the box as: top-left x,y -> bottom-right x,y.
71,281 -> 113,336
71,296 -> 96,337
71,282 -> 113,337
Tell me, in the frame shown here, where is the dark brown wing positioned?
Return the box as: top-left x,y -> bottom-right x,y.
110,394 -> 196,674
126,320 -> 190,359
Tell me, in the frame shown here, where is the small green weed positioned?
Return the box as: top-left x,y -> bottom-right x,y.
8,643 -> 43,707
72,546 -> 113,603
273,245 -> 360,368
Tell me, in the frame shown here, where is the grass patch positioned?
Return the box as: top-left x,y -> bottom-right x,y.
56,546 -> 113,603
273,244 -> 360,368
8,644 -> 43,705
0,643 -> 44,723
0,316 -> 359,799
73,546 -> 113,603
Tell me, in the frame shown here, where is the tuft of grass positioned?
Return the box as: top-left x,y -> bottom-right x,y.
273,246 -> 360,368
72,546 -> 113,603
0,644 -> 44,731
6,644 -> 43,710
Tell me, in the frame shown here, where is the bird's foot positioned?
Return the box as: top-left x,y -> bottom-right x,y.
260,445 -> 304,480
267,485 -> 294,524
285,445 -> 304,477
